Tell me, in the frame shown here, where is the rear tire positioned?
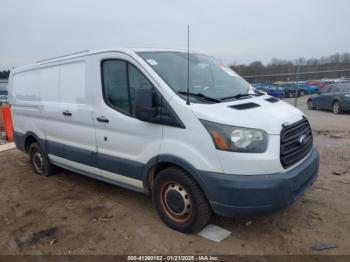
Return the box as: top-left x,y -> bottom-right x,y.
29,142 -> 55,176
333,101 -> 343,114
152,167 -> 211,233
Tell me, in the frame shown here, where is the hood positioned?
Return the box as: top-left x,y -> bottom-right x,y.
190,95 -> 304,135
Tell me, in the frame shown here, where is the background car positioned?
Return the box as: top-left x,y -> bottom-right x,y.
277,82 -> 302,97
0,91 -> 8,104
252,83 -> 271,92
306,84 -> 320,95
307,82 -> 350,114
296,82 -> 310,95
266,86 -> 285,98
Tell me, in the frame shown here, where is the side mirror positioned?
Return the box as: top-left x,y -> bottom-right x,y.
135,88 -> 157,122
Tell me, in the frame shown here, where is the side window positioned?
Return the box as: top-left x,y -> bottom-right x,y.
329,86 -> 340,93
128,64 -> 153,114
102,60 -> 154,116
102,60 -> 129,114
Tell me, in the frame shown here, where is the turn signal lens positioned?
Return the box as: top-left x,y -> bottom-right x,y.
210,130 -> 230,150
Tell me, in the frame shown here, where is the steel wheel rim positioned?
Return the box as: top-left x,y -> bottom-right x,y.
308,100 -> 313,109
33,150 -> 44,173
333,102 -> 339,114
160,182 -> 192,223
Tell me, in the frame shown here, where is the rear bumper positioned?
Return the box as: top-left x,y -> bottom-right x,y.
200,147 -> 319,217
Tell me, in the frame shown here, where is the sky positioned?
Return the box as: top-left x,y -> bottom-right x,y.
1,0 -> 350,70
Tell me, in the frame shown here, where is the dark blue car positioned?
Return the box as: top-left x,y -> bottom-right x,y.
307,82 -> 350,114
266,86 -> 285,98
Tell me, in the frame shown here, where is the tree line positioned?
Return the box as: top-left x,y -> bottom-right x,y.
230,52 -> 350,83
1,52 -> 350,83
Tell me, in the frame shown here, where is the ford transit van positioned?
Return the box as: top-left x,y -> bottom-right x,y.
8,48 -> 319,233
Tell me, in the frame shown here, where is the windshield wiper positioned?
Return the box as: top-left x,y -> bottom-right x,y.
220,93 -> 251,101
177,91 -> 220,103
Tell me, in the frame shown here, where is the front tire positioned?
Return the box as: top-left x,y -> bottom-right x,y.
333,101 -> 343,114
307,99 -> 314,110
152,167 -> 211,233
29,142 -> 55,176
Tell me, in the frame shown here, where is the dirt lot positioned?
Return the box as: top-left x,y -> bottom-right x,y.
0,95 -> 350,255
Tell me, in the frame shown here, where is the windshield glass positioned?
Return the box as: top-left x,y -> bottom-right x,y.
137,51 -> 251,102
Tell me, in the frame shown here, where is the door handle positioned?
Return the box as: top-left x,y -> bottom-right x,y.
96,116 -> 109,123
62,110 -> 72,116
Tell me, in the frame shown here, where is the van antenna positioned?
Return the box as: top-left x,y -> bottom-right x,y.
186,25 -> 190,105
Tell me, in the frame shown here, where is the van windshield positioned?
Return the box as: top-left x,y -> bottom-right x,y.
137,51 -> 251,103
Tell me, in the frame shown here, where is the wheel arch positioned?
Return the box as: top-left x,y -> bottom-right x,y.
142,155 -> 209,196
332,97 -> 342,105
23,131 -> 46,153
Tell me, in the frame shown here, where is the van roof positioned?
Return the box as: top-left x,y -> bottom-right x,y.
12,47 -> 188,73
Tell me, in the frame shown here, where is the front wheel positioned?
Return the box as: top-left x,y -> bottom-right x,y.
307,100 -> 314,110
152,167 -> 211,233
333,101 -> 343,114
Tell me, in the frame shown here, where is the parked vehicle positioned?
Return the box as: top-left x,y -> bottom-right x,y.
0,91 -> 8,104
307,82 -> 350,114
266,86 -> 285,98
277,82 -> 302,97
306,85 -> 320,95
308,81 -> 327,90
8,48 -> 319,233
296,82 -> 309,95
252,83 -> 271,92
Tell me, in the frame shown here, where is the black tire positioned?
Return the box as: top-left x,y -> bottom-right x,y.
333,101 -> 343,114
307,99 -> 314,110
29,142 -> 55,176
152,167 -> 211,233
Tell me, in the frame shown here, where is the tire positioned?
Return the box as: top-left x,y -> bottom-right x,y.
333,101 -> 343,114
29,142 -> 55,176
307,100 -> 314,110
152,167 -> 211,233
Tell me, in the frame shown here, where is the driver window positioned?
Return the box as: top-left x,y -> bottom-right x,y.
102,60 -> 154,116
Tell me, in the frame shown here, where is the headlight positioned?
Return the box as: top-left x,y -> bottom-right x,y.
200,120 -> 268,153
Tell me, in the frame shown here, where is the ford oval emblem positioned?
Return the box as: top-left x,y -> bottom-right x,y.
298,134 -> 307,145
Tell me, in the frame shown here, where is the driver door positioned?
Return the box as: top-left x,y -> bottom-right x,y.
92,53 -> 163,189
323,85 -> 340,110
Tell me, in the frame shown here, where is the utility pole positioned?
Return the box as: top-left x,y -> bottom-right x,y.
294,61 -> 302,107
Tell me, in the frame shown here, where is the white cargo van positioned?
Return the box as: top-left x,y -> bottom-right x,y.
8,48 -> 319,233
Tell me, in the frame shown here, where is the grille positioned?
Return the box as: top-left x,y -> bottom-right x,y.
280,118 -> 313,168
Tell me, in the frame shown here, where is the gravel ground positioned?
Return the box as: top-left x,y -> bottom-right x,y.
0,95 -> 349,255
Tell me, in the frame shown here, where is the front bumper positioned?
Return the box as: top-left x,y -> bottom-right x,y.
200,147 -> 319,217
